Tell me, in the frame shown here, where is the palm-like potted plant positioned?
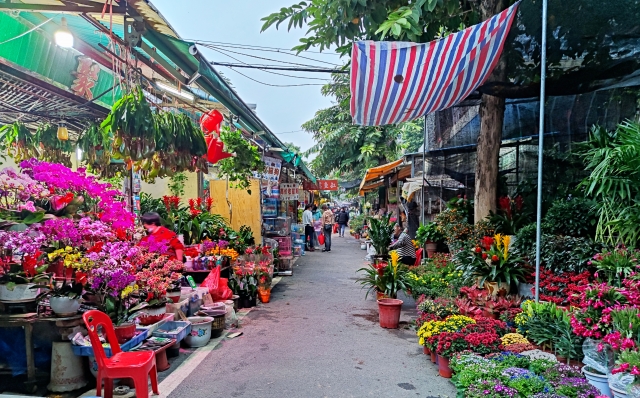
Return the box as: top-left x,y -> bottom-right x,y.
377,251 -> 408,329
368,216 -> 394,261
416,223 -> 444,258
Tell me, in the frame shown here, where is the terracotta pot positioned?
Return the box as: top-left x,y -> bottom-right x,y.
425,242 -> 438,258
430,351 -> 436,363
482,309 -> 497,319
114,322 -> 136,344
556,355 -> 568,364
377,298 -> 403,329
258,288 -> 271,303
423,346 -> 430,355
438,355 -> 453,378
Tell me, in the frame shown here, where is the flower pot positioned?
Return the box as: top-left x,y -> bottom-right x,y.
48,342 -> 87,392
485,281 -> 509,297
377,298 -> 403,329
114,323 -> 136,344
423,346 -> 430,355
167,290 -> 181,303
49,296 -> 81,315
425,242 -> 438,258
611,384 -> 629,398
518,282 -> 535,298
376,290 -> 389,300
258,289 -> 271,303
184,316 -> 213,347
438,355 -> 453,378
232,295 -> 240,311
430,351 -> 436,363
360,244 -> 367,250
582,366 -> 613,397
138,306 -> 166,326
0,283 -> 43,302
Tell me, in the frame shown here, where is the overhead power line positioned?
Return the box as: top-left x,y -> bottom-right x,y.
211,62 -> 348,74
221,67 -> 325,87
189,39 -> 341,56
200,43 -> 342,68
207,47 -> 331,82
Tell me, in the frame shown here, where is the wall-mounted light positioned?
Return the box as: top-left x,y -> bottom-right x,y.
57,121 -> 69,141
155,80 -> 195,102
54,17 -> 74,48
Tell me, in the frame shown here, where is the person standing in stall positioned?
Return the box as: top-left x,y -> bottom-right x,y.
302,204 -> 315,252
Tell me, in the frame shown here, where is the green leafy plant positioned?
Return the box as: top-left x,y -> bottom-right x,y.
415,222 -> 443,246
168,172 -> 188,197
544,197 -> 598,238
78,122 -> 112,177
217,127 -> 265,193
591,247 -> 640,287
367,215 -> 394,257
0,121 -> 37,162
35,124 -> 74,167
458,235 -> 526,287
525,235 -> 605,274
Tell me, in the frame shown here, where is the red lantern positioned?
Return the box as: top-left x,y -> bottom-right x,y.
200,109 -> 223,135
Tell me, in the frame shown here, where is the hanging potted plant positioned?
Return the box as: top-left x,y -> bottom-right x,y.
416,222 -> 443,258
217,127 -> 265,193
376,251 -> 407,329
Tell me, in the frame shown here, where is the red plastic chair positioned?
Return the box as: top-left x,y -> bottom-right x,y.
83,310 -> 159,398
414,248 -> 423,267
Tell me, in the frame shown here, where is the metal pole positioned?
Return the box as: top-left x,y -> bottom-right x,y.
534,0 -> 548,303
421,116 -> 427,225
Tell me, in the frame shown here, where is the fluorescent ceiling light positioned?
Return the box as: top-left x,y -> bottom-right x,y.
156,81 -> 195,102
54,17 -> 73,48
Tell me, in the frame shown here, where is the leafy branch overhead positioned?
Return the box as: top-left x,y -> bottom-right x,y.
217,127 -> 265,194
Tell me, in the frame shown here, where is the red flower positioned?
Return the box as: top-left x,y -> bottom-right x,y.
491,255 -> 499,262
482,236 -> 494,251
88,241 -> 104,253
474,246 -> 482,253
482,253 -> 488,260
75,272 -> 87,284
499,196 -> 512,218
515,195 -> 524,212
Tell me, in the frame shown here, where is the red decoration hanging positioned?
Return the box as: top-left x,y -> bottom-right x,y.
204,134 -> 232,164
200,109 -> 223,135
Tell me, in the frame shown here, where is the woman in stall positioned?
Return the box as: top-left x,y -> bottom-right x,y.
140,212 -> 184,261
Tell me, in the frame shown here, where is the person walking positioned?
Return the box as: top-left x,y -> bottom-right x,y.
321,204 -> 334,252
337,208 -> 350,237
302,204 -> 315,252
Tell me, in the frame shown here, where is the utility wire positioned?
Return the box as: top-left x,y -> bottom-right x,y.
202,42 -> 342,66
200,43 -> 341,69
221,66 -> 325,87
0,18 -> 53,45
212,62 -> 348,74
188,39 -> 341,56
208,47 -> 332,81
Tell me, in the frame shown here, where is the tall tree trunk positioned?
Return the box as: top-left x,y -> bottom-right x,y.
474,0 -> 509,223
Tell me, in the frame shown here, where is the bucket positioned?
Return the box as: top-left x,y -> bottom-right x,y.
611,385 -> 628,398
377,298 -> 403,329
582,366 -> 613,397
184,317 -> 213,347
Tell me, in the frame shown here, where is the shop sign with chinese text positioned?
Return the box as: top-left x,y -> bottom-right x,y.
280,183 -> 300,201
317,180 -> 339,191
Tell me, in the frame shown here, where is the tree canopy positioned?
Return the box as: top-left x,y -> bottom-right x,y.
302,73 -> 420,180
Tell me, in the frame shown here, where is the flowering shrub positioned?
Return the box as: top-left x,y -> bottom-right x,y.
590,247 -> 640,287
536,268 -> 592,306
501,333 -> 529,346
464,331 -> 502,355
19,159 -> 134,228
570,283 -> 627,339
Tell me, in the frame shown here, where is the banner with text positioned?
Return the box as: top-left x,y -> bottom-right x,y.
317,180 -> 339,191
280,183 -> 300,201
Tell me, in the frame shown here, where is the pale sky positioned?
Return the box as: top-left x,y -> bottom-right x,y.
152,0 -> 342,153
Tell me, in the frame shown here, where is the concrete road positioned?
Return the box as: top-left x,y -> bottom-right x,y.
168,236 -> 456,398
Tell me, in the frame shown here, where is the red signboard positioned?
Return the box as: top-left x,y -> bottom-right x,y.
302,181 -> 319,191
317,180 -> 339,191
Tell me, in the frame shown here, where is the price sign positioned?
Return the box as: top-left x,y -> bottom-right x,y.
280,183 -> 300,201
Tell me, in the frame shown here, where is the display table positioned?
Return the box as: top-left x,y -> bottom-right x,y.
0,313 -> 38,392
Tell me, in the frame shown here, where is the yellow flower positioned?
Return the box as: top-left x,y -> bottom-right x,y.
390,251 -> 399,268
494,234 -> 504,252
502,235 -> 511,259
120,285 -> 136,298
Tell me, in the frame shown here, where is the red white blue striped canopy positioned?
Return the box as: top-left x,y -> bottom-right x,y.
350,2 -> 519,126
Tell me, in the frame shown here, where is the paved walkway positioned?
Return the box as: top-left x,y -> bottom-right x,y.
168,236 -> 456,398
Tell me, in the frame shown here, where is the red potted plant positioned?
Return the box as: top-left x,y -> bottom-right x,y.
435,332 -> 468,378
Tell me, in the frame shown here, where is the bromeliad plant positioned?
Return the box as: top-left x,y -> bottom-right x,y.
459,234 -> 526,288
